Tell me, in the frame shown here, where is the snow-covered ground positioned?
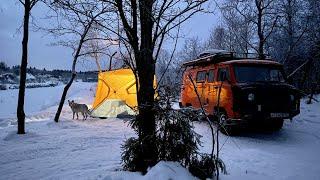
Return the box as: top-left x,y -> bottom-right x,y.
0,82 -> 319,180
196,98 -> 320,180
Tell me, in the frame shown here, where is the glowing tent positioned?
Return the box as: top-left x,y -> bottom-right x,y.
91,68 -> 157,118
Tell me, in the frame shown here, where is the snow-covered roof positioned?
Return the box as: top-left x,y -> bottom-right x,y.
198,49 -> 230,58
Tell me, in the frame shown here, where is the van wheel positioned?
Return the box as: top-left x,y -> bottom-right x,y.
217,112 -> 237,136
271,119 -> 284,131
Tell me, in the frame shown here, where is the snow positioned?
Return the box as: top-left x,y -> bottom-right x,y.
0,82 -> 320,179
0,82 -> 94,119
143,161 -> 196,180
26,73 -> 36,80
195,97 -> 320,180
109,161 -> 197,180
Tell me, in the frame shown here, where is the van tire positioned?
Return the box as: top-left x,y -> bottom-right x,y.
217,111 -> 237,136
271,119 -> 284,131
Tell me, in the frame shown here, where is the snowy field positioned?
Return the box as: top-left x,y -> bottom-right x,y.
0,82 -> 319,180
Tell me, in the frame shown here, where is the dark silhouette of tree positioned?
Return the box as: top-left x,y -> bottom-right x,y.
17,0 -> 39,134
99,0 -> 209,172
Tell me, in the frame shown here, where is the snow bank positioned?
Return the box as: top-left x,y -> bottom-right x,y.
107,161 -> 196,180
144,161 -> 196,180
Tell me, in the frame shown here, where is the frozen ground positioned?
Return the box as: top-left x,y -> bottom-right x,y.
0,82 -> 319,180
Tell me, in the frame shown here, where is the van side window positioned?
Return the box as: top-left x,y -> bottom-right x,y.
196,71 -> 206,82
208,70 -> 215,82
217,68 -> 230,81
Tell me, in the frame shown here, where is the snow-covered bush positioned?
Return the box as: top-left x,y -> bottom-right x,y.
189,153 -> 226,179
121,137 -> 144,172
121,86 -> 226,179
155,101 -> 201,166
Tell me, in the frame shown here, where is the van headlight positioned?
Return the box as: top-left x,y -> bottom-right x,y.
248,93 -> 255,101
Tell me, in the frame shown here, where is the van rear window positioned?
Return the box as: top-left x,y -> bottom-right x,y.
208,70 -> 215,82
196,71 -> 206,82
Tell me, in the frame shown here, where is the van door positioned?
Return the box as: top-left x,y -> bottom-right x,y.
205,69 -> 215,113
215,67 -> 232,115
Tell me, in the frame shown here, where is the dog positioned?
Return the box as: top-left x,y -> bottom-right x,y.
68,100 -> 90,120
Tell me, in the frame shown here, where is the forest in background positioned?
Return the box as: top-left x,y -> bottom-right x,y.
0,61 -> 98,90
157,0 -> 320,96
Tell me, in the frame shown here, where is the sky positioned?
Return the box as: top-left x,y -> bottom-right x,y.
0,1 -> 221,71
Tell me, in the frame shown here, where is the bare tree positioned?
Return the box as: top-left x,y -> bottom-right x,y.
180,36 -> 204,61
267,0 -> 309,65
207,25 -> 228,50
218,1 -> 255,54
97,0 -> 209,172
267,0 -> 319,91
17,0 -> 39,134
220,0 -> 279,59
44,0 -> 112,122
84,24 -> 119,72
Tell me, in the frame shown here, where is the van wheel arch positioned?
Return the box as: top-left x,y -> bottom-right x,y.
213,107 -> 238,135
186,103 -> 192,107
214,107 -> 227,116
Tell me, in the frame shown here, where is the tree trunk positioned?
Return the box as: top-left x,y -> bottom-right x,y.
285,0 -> 294,64
300,59 -> 312,90
135,0 -> 157,173
307,82 -> 316,104
54,73 -> 76,122
53,24 -> 90,123
257,4 -> 265,59
17,0 -> 31,134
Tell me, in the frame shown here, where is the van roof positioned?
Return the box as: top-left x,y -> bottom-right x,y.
182,50 -> 278,67
220,59 -> 282,66
183,58 -> 282,67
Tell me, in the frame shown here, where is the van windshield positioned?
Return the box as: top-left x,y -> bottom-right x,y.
234,65 -> 285,83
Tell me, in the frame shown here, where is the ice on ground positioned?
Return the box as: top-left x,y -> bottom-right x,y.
0,83 -> 319,180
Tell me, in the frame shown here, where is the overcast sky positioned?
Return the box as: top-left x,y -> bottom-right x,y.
0,1 -> 221,71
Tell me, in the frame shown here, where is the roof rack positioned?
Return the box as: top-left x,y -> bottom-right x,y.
182,49 -> 271,67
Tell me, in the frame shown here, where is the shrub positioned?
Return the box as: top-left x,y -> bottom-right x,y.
121,137 -> 144,172
121,86 -> 226,179
189,154 -> 226,179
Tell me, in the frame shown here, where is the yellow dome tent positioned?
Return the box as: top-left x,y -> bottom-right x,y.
91,68 -> 157,118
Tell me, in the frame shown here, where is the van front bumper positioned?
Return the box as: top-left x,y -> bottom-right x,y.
225,109 -> 300,126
